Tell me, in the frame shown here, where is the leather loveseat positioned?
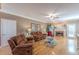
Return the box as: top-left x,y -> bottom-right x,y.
8,34 -> 33,55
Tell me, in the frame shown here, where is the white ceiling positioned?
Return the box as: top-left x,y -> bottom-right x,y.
1,3 -> 79,23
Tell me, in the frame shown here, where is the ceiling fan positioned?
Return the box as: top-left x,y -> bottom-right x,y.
45,9 -> 60,21
46,13 -> 59,19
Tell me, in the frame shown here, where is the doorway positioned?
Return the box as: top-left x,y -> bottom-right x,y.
66,24 -> 77,54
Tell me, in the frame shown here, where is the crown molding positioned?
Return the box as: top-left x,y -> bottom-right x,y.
0,10 -> 47,23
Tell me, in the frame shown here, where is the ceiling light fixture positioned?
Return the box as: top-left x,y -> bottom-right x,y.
46,13 -> 58,20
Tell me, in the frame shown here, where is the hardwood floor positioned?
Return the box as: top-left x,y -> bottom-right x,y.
33,37 -> 67,55
0,46 -> 12,55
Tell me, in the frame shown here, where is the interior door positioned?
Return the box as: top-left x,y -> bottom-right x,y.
1,19 -> 16,47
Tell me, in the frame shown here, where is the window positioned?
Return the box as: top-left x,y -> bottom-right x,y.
67,24 -> 76,38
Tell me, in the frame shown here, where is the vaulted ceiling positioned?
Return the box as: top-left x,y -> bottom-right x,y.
0,3 -> 79,23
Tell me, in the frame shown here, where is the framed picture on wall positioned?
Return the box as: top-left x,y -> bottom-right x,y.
37,24 -> 41,31
31,23 -> 41,32
31,23 -> 37,32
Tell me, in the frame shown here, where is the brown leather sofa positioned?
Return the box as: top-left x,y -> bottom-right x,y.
8,34 -> 33,55
31,32 -> 46,42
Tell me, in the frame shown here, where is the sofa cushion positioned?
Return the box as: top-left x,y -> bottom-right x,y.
18,41 -> 26,45
12,34 -> 26,45
16,34 -> 26,45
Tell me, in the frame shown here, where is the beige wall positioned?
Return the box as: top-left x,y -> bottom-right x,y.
0,12 -> 47,35
17,19 -> 31,34
0,3 -> 1,9
0,18 -> 1,46
17,19 -> 47,34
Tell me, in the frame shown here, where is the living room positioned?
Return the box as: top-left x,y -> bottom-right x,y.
0,3 -> 79,55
